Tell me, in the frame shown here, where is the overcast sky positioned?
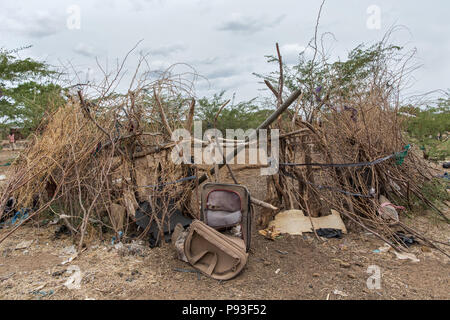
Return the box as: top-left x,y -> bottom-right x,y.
1,0 -> 449,103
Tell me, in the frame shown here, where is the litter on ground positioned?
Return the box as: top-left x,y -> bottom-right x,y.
268,209 -> 347,236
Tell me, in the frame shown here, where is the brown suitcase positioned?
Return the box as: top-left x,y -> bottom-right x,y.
184,220 -> 248,280
182,183 -> 252,280
201,183 -> 252,252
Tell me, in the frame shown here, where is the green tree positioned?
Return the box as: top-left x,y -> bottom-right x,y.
0,47 -> 64,135
406,92 -> 450,139
255,42 -> 403,123
196,91 -> 272,133
404,91 -> 450,160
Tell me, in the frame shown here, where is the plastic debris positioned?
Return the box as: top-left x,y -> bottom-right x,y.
1,209 -> 30,228
374,243 -> 392,253
54,225 -> 71,238
258,226 -> 281,240
31,284 -> 46,292
111,231 -> 124,245
378,196 -> 403,221
333,289 -> 348,297
15,240 -> 33,250
394,144 -> 410,165
268,209 -> 346,236
316,228 -> 342,239
64,265 -> 82,289
61,253 -> 78,265
393,251 -> 420,263
61,245 -> 76,256
114,242 -> 124,250
394,232 -> 417,247
32,290 -> 54,298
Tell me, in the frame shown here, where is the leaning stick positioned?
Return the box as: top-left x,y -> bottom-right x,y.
154,88 -> 173,136
185,99 -> 196,131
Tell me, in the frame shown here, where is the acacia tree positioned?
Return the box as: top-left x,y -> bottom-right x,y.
0,48 -> 64,136
196,91 -> 272,133
403,91 -> 450,160
405,93 -> 450,139
254,39 -> 406,124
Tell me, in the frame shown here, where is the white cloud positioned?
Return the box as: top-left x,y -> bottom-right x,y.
73,43 -> 96,58
147,43 -> 188,56
0,0 -> 448,101
149,60 -> 172,71
217,12 -> 286,34
206,65 -> 241,80
281,43 -> 306,55
280,43 -> 306,64
0,9 -> 64,38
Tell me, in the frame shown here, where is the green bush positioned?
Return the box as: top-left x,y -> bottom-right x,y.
0,47 -> 64,136
195,91 -> 273,133
402,93 -> 450,160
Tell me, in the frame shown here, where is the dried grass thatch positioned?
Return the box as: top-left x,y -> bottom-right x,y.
0,59 -> 199,251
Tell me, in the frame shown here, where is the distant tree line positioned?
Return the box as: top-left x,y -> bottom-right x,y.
0,45 -> 448,147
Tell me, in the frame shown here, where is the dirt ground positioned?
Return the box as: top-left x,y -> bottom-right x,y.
0,152 -> 449,300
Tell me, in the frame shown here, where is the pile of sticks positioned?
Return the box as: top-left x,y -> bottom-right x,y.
0,58 -> 296,251
259,41 -> 449,255
0,63 -> 199,251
